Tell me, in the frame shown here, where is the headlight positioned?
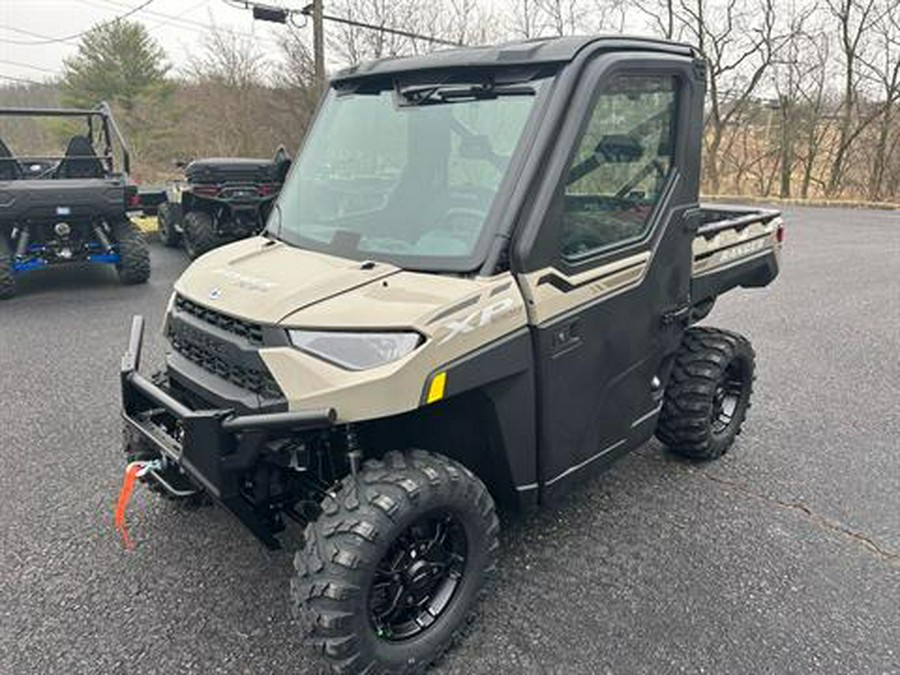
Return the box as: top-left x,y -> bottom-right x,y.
288,330 -> 422,370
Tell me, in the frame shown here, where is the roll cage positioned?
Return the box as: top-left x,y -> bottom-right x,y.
0,102 -> 131,178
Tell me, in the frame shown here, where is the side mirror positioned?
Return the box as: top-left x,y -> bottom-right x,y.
174,159 -> 187,169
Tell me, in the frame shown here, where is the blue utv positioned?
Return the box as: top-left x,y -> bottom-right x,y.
0,103 -> 149,299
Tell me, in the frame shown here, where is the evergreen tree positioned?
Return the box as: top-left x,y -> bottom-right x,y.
61,19 -> 170,111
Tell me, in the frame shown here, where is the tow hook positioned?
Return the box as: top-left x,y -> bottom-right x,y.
136,459 -> 164,478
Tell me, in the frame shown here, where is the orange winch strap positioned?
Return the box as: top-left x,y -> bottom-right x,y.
115,462 -> 145,549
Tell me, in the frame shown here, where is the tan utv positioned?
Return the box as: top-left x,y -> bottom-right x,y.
120,35 -> 783,675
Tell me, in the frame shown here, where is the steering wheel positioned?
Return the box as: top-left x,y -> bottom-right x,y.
613,158 -> 667,202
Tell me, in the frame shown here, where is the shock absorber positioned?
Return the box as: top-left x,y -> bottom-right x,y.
15,225 -> 29,257
93,223 -> 113,252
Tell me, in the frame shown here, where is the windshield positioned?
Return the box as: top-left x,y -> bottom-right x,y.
271,77 -> 547,270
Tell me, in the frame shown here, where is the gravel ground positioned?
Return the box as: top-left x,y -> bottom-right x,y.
1,206 -> 898,674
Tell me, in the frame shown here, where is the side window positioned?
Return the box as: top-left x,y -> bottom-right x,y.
561,74 -> 677,259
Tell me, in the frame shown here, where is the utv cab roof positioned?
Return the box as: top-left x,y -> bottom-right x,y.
332,35 -> 699,82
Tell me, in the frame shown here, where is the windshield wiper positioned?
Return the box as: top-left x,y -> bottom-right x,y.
397,82 -> 534,106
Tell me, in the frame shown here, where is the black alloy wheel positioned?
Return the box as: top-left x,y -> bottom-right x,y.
369,510 -> 468,642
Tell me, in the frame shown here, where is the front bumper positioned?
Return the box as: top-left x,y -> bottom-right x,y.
120,315 -> 335,547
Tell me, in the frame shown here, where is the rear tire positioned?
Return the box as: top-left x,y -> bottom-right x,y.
0,235 -> 15,300
157,202 -> 182,247
656,327 -> 755,460
113,219 -> 151,285
292,449 -> 499,675
182,210 -> 219,259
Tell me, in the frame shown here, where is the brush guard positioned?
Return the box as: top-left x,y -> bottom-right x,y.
120,315 -> 336,548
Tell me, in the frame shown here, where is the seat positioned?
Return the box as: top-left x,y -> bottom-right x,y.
0,137 -> 23,181
55,136 -> 105,179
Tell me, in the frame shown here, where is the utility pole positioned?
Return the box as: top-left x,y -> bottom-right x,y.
245,0 -> 462,88
247,1 -> 326,86
311,0 -> 325,87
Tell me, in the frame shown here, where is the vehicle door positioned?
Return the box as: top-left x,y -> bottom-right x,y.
514,53 -> 705,496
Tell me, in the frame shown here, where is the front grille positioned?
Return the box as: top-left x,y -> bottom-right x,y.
175,294 -> 264,345
169,330 -> 283,399
170,294 -> 283,400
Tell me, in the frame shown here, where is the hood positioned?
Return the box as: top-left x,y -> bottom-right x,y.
174,237 -> 400,324
280,268 -> 500,334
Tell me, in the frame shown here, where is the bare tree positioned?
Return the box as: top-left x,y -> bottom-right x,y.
678,0 -> 781,193
858,8 -> 900,200
184,29 -> 270,157
271,27 -> 322,151
633,0 -> 678,39
823,0 -> 887,195
769,3 -> 822,198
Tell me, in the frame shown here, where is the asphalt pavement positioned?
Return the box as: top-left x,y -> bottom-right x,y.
1,206 -> 898,674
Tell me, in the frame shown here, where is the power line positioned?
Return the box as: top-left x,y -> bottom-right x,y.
316,11 -> 464,47
0,0 -> 156,45
0,0 -> 282,87
141,0 -> 213,34
232,1 -> 464,48
0,73 -> 46,86
0,24 -> 77,45
87,0 -> 282,46
0,58 -> 62,76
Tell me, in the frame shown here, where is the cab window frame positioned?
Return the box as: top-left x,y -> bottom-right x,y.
546,62 -> 689,273
561,72 -> 680,262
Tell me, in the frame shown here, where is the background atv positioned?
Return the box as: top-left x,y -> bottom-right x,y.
156,147 -> 291,259
0,103 -> 149,299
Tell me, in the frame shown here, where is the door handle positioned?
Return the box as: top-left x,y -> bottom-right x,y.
550,319 -> 581,356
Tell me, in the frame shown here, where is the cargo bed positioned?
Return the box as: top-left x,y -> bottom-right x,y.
691,204 -> 783,305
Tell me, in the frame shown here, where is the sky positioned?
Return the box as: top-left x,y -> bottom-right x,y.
0,0 -> 294,85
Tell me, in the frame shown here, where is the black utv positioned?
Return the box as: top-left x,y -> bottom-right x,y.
156,148 -> 291,259
0,103 -> 150,299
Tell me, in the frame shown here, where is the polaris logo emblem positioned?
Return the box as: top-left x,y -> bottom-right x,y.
209,288 -> 222,300
438,298 -> 517,344
214,267 -> 278,291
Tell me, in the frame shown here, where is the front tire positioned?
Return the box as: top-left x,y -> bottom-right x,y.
182,210 -> 219,259
157,202 -> 182,247
656,327 -> 755,460
113,219 -> 150,285
292,450 -> 499,675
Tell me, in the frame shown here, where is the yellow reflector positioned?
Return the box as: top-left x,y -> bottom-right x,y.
426,372 -> 447,404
